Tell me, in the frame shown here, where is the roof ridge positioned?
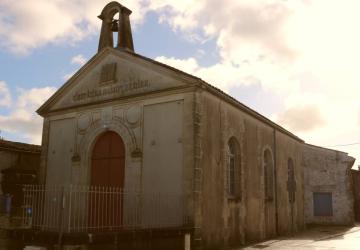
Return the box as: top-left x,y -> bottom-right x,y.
124,50 -> 303,142
0,139 -> 41,152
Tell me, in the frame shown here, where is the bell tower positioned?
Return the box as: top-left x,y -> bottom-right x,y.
98,1 -> 134,52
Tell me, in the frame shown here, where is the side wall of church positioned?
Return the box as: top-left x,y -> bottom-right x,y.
198,91 -> 305,249
275,132 -> 304,235
303,145 -> 354,225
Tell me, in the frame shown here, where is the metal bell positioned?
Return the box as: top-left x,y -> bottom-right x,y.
111,20 -> 119,32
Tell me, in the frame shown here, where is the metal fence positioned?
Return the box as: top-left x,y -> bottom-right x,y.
22,185 -> 186,233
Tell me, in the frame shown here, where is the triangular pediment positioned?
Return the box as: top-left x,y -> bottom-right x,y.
38,48 -> 198,115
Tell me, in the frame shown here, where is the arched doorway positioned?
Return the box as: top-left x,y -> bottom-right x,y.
89,131 -> 125,230
91,131 -> 125,187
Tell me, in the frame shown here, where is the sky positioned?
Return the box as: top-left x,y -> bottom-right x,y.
0,0 -> 360,167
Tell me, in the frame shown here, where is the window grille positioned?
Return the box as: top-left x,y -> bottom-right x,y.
287,158 -> 296,203
264,149 -> 274,201
99,63 -> 117,85
313,192 -> 333,216
227,137 -> 241,199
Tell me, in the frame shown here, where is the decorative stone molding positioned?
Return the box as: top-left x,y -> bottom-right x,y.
92,111 -> 101,124
39,118 -> 50,184
78,118 -> 140,184
113,107 -> 124,120
125,105 -> 141,127
131,147 -> 142,158
193,90 -> 203,246
71,153 -> 81,162
77,113 -> 91,134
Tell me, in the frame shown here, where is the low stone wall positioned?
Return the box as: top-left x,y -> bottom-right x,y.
9,228 -> 192,250
351,169 -> 360,222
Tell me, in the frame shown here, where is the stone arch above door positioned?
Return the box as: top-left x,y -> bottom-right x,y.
77,119 -> 140,184
91,130 -> 125,187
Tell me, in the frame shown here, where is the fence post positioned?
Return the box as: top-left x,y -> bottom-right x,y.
57,186 -> 65,249
68,185 -> 72,233
184,233 -> 191,250
22,185 -> 27,228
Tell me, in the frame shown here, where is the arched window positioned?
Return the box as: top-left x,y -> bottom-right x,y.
264,149 -> 274,201
287,158 -> 296,203
227,137 -> 241,199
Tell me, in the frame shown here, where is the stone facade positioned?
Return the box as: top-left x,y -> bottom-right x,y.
37,46 -> 311,248
303,144 -> 355,226
351,169 -> 360,222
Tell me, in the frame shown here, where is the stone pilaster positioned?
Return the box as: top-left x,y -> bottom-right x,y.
39,117 -> 50,184
193,90 -> 203,249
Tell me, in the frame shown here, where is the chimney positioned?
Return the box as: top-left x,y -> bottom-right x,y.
98,2 -> 134,52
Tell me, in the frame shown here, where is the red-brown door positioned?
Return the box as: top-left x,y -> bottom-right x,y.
90,131 -> 125,230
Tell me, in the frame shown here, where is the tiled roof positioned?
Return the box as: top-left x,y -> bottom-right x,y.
0,139 -> 41,153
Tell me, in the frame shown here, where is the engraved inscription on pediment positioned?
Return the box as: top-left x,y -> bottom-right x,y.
72,69 -> 150,103
99,62 -> 117,86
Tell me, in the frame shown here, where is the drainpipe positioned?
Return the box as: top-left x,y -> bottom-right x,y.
273,129 -> 279,235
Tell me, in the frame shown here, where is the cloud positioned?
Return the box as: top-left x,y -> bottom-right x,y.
150,0 -> 303,97
0,81 -> 11,107
276,105 -> 326,132
151,0 -> 360,165
63,54 -> 88,80
156,56 -> 199,74
2,0 -> 360,164
0,0 -> 147,54
71,54 -> 87,66
0,85 -> 56,144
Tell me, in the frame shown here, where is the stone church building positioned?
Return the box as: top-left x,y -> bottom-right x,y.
30,2 -> 355,249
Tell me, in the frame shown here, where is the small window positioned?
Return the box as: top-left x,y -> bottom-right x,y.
227,137 -> 241,199
313,192 -> 333,216
264,149 -> 274,201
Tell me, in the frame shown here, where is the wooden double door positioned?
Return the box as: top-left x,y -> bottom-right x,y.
90,131 -> 125,229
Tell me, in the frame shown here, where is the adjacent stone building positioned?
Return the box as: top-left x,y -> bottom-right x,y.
351,168 -> 360,222
0,139 -> 40,216
25,2 -> 355,249
0,139 -> 40,178
303,144 -> 355,225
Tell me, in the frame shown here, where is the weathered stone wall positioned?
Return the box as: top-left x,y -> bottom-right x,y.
0,141 -> 41,192
0,151 -> 18,180
199,91 -> 304,249
42,90 -> 195,228
303,144 -> 354,225
351,169 -> 360,221
275,132 -> 304,235
44,92 -> 193,181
